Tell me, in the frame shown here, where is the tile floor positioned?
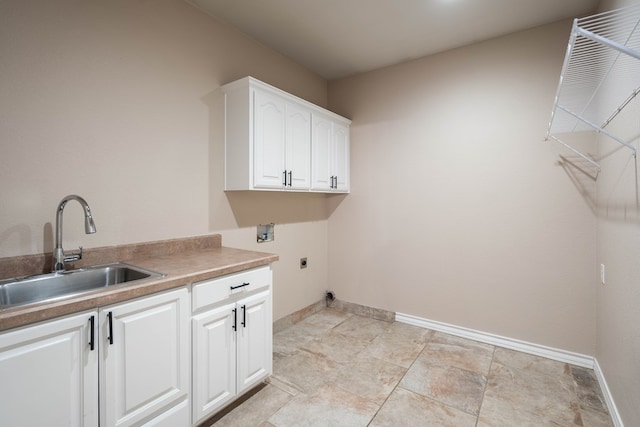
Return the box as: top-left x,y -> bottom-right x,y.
208,309 -> 613,426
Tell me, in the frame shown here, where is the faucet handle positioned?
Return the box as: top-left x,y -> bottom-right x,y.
63,246 -> 84,263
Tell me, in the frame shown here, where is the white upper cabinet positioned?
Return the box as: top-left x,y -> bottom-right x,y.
285,102 -> 312,189
222,76 -> 349,193
253,89 -> 287,188
332,122 -> 350,192
311,113 -> 350,192
311,115 -> 332,191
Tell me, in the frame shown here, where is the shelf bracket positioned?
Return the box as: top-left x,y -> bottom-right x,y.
547,5 -> 640,172
547,134 -> 601,172
556,104 -> 637,155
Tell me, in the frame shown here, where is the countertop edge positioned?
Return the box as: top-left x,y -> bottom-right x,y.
0,248 -> 279,333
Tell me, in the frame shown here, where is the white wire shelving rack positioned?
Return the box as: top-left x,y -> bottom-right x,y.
546,4 -> 640,172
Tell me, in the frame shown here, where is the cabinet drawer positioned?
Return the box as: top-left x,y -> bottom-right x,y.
192,266 -> 271,312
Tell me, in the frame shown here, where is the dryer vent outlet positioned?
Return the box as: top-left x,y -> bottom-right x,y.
325,291 -> 335,307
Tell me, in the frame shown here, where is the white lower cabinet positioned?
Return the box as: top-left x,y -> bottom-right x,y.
192,301 -> 237,416
236,290 -> 272,394
100,287 -> 190,427
0,311 -> 99,427
140,397 -> 190,427
0,265 -> 272,427
192,266 -> 273,425
0,287 -> 190,427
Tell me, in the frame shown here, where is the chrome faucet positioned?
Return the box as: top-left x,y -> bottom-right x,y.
52,195 -> 97,272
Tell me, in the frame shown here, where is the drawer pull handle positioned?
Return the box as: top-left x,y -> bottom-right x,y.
230,282 -> 250,290
89,315 -> 95,351
107,311 -> 114,345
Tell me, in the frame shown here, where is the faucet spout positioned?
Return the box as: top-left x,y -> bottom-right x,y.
53,195 -> 97,272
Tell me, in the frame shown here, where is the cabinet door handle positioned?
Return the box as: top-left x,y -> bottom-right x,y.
107,312 -> 114,345
241,305 -> 246,328
287,171 -> 292,187
232,308 -> 237,331
89,315 -> 95,351
230,282 -> 250,290
282,170 -> 287,186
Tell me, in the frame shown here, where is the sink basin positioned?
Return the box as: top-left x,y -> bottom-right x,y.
0,263 -> 165,308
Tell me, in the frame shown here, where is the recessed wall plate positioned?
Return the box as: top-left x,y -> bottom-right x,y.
257,223 -> 274,243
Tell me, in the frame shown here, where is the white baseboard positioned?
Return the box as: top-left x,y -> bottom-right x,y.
396,312 -> 594,368
593,359 -> 624,427
395,312 -> 624,426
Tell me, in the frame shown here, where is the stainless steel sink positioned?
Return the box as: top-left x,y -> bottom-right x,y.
0,263 -> 165,308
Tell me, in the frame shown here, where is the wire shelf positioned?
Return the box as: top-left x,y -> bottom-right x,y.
547,4 -> 640,171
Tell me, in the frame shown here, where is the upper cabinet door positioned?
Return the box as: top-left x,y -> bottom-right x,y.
285,102 -> 311,189
311,113 -> 350,193
332,121 -> 350,192
311,114 -> 333,191
253,89 -> 286,189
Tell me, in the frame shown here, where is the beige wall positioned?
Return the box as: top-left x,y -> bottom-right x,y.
4,5 -> 638,420
327,20 -> 598,355
595,0 -> 640,424
0,0 -> 330,320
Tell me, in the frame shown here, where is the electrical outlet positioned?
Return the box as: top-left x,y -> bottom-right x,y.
600,264 -> 606,285
300,257 -> 307,269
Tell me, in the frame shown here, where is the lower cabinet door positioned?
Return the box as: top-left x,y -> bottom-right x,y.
236,290 -> 272,395
0,311 -> 98,427
192,301 -> 237,424
100,288 -> 190,427
141,398 -> 190,427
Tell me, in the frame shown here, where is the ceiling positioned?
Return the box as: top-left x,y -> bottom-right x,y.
188,0 -> 600,80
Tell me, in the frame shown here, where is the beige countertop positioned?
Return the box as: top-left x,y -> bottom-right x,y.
0,244 -> 278,333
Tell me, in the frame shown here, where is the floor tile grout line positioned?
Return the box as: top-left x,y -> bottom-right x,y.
407,328 -> 497,420
257,381 -> 298,426
365,324 -> 432,426
302,311 -> 397,426
268,311 -> 361,426
474,345 -> 497,427
337,313 -> 417,426
405,334 -> 494,420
